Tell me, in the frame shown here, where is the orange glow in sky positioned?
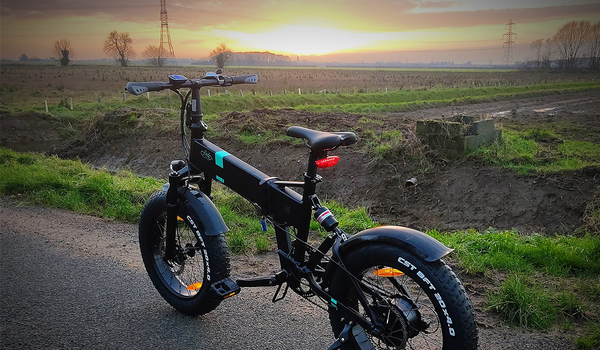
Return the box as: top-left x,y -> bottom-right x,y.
1,0 -> 600,64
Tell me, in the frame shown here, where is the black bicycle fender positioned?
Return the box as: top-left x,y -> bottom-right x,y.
339,226 -> 453,262
180,188 -> 229,236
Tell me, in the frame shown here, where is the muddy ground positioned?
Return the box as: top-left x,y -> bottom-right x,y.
3,91 -> 597,235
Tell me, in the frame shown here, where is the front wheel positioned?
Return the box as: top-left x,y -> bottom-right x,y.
139,190 -> 231,315
328,244 -> 478,350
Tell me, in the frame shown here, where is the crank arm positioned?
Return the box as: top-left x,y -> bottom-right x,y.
278,249 -> 381,334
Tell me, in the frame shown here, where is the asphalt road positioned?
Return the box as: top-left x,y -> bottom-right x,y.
0,199 -> 333,350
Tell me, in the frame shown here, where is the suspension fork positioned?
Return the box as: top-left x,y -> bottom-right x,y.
164,169 -> 183,261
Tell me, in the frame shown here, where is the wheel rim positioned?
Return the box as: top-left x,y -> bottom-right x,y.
350,265 -> 443,350
151,213 -> 207,298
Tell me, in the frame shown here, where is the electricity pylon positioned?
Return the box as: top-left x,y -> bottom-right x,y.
160,0 -> 176,66
502,19 -> 516,66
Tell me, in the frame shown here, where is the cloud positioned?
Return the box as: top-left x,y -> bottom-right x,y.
417,1 -> 461,9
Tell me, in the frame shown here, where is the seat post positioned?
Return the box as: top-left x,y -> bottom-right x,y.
303,150 -> 325,198
291,149 -> 326,263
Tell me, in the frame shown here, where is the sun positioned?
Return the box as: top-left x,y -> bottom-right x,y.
218,24 -> 376,56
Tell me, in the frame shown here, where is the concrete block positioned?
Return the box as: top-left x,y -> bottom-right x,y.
478,131 -> 498,145
416,120 -> 465,136
453,115 -> 477,125
466,135 -> 480,150
469,119 -> 495,135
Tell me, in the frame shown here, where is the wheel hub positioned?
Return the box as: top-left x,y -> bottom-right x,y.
370,296 -> 424,348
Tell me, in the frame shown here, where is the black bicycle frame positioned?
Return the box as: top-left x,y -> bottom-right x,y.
171,85 -> 382,334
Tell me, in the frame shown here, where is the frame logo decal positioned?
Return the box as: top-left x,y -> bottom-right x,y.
201,150 -> 213,161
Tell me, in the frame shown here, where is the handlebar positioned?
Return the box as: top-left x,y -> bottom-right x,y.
125,73 -> 258,96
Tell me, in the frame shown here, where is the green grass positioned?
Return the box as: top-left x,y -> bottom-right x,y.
577,322 -> 600,349
470,129 -> 600,174
14,81 -> 600,118
0,148 -> 161,222
486,274 -> 557,329
430,228 -> 600,331
429,228 -> 600,277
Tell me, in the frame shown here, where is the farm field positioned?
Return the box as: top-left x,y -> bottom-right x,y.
1,64 -> 600,349
1,64 -> 600,108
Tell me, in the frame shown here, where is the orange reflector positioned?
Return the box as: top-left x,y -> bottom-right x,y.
373,268 -> 404,277
177,216 -> 184,221
316,156 -> 339,169
224,292 -> 236,299
186,282 -> 203,291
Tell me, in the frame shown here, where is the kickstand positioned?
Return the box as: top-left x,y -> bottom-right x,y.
272,282 -> 288,303
328,324 -> 351,350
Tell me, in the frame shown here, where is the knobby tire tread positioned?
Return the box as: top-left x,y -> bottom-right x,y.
328,244 -> 478,350
139,190 -> 231,316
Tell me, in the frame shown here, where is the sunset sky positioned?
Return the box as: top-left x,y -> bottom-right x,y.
1,0 -> 599,64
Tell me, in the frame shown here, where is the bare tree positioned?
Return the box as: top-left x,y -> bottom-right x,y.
530,39 -> 543,69
142,45 -> 166,67
53,38 -> 74,66
553,20 -> 592,69
209,43 -> 233,68
103,31 -> 135,67
587,22 -> 600,69
541,38 -> 554,69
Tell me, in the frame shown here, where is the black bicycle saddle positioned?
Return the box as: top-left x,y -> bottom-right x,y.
286,126 -> 357,151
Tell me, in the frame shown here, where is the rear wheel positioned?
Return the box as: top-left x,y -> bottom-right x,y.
139,190 -> 230,315
328,244 -> 478,350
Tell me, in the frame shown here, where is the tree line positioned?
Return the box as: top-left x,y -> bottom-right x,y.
528,20 -> 600,70
48,33 -> 259,68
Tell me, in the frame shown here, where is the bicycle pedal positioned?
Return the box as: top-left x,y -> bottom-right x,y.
211,278 -> 241,299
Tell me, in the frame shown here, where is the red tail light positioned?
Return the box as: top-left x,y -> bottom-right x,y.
316,156 -> 339,168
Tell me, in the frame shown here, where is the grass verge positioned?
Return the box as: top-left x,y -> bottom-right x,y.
0,148 -> 160,222
470,128 -> 600,175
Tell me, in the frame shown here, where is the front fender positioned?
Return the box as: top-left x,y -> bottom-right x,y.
180,188 -> 229,236
339,226 -> 452,262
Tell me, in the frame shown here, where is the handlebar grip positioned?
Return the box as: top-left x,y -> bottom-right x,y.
229,74 -> 258,85
126,82 -> 169,95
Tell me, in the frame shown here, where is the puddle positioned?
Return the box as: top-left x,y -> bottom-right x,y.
534,107 -> 556,112
491,110 -> 511,117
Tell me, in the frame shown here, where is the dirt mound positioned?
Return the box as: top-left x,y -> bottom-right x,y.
0,112 -> 62,152
2,93 -> 599,235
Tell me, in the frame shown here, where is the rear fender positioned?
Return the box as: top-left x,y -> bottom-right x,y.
163,183 -> 229,236
339,226 -> 452,262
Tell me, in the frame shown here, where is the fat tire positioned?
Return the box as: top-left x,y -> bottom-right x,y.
139,190 -> 231,316
328,244 -> 478,350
